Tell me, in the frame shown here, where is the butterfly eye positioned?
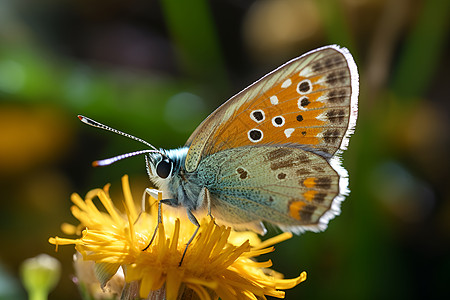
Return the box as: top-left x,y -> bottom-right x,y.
156,158 -> 173,179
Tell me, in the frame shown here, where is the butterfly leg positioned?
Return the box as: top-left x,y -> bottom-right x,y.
142,188 -> 173,251
198,186 -> 215,222
180,209 -> 200,266
141,188 -> 162,213
133,188 -> 161,226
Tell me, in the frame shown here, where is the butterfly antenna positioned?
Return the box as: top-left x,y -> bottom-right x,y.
78,115 -> 159,152
93,150 -> 162,167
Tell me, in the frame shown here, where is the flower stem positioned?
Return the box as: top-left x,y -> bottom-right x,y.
28,289 -> 47,300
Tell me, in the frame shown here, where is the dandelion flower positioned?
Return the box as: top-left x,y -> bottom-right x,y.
49,175 -> 306,299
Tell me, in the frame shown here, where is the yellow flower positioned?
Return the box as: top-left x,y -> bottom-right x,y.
49,175 -> 306,300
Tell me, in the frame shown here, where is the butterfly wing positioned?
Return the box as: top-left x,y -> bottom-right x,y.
185,45 -> 358,172
185,45 -> 358,233
195,145 -> 343,234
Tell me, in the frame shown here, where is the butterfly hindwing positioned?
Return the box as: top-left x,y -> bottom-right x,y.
194,145 -> 342,233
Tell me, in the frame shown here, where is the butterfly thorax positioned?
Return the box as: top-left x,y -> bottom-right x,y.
146,147 -> 205,211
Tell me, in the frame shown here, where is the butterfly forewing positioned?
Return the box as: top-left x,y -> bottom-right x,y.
185,45 -> 358,172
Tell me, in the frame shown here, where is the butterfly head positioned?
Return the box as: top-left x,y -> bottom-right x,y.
145,147 -> 187,187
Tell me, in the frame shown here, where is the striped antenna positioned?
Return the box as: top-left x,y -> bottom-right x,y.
78,115 -> 165,166
78,115 -> 159,151
92,150 -> 162,167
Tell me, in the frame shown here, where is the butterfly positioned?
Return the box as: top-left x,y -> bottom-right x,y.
79,44 -> 358,240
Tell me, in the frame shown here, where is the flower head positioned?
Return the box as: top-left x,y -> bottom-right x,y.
20,254 -> 61,300
49,175 -> 306,299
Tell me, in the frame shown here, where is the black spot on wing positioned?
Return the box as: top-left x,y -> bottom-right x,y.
277,173 -> 286,179
252,110 -> 264,121
236,167 -> 248,179
300,97 -> 311,107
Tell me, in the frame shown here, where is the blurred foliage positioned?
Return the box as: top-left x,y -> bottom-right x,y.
0,0 -> 449,299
